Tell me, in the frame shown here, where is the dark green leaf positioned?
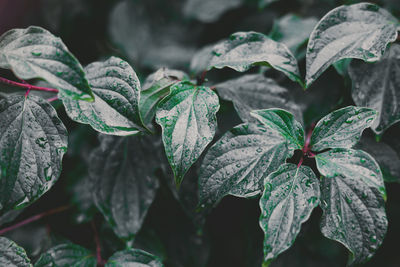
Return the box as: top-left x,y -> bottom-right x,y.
90,135 -> 160,241
183,0 -> 242,23
34,243 -> 96,267
318,170 -> 387,265
0,237 -> 31,267
305,3 -> 398,87
105,249 -> 163,267
333,58 -> 352,76
140,68 -> 187,127
199,123 -> 291,207
348,44 -> 400,135
259,163 -> 320,265
68,175 -> 97,224
315,148 -> 386,199
204,32 -> 302,84
310,106 -> 377,151
155,81 -> 219,186
250,108 -> 304,150
0,26 -> 94,101
258,0 -> 278,9
63,57 -> 144,136
0,95 -> 68,214
215,74 -> 303,124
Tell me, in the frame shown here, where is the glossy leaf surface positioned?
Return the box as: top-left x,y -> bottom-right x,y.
0,237 -> 31,267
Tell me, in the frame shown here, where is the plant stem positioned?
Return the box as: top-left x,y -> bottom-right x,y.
297,156 -> 304,168
47,96 -> 59,102
0,76 -> 59,93
91,221 -> 106,266
302,122 -> 316,155
0,205 -> 70,235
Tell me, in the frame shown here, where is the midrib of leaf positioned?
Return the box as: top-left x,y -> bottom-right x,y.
375,55 -> 392,129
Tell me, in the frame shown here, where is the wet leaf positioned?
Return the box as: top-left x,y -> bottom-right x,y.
89,135 -> 160,241
199,123 -> 291,208
215,74 -> 303,124
0,237 -> 31,267
140,68 -> 187,127
348,44 -> 400,135
0,95 -> 68,214
0,26 -> 94,101
183,0 -> 242,23
34,243 -> 96,267
203,32 -> 302,84
155,81 -> 219,186
315,148 -> 386,199
250,108 -> 304,150
319,171 -> 387,265
305,3 -> 398,87
310,106 -> 377,151
259,163 -> 320,265
105,248 -> 163,267
63,57 -> 144,136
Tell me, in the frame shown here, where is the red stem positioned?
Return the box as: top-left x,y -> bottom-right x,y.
47,96 -> 59,102
0,76 -> 59,93
0,205 -> 70,235
91,221 -> 105,267
302,122 -> 316,155
297,156 -> 304,168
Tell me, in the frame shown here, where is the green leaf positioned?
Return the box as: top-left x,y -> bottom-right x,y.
348,44 -> 400,135
215,74 -> 303,124
183,0 -> 242,23
90,135 -> 160,241
305,3 -> 398,88
333,58 -> 352,76
259,163 -> 320,265
198,123 -> 291,208
105,249 -> 163,267
155,81 -> 219,186
250,108 -> 304,150
0,95 -> 68,214
0,237 -> 31,267
310,106 -> 377,151
205,32 -> 302,84
34,243 -> 96,267
63,57 -> 144,136
319,170 -> 387,265
140,68 -> 187,127
258,0 -> 278,9
0,26 -> 94,101
315,148 -> 386,199
269,14 -> 317,56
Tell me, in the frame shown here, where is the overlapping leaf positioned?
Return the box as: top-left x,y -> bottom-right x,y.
63,57 -> 144,136
305,3 -> 398,87
0,237 -> 31,267
89,135 -> 160,241
105,249 -> 163,267
310,106 -> 377,151
348,44 -> 400,135
34,243 -> 96,267
259,163 -> 320,265
0,95 -> 68,214
0,26 -> 94,101
155,81 -> 219,186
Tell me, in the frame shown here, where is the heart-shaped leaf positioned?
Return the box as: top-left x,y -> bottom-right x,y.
0,26 -> 94,101
305,3 -> 398,87
0,95 -> 68,214
155,81 -> 219,187
259,163 -> 320,265
63,57 -> 145,136
0,237 -> 31,267
105,249 -> 163,267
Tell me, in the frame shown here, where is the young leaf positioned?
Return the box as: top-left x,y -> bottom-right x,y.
34,243 -> 96,267
198,123 -> 291,208
90,135 -> 160,241
155,81 -> 219,186
215,74 -> 303,124
315,148 -> 386,199
0,237 -> 31,267
348,44 -> 400,135
183,0 -> 242,23
205,32 -> 302,84
62,57 -> 144,136
0,95 -> 68,214
250,108 -> 304,150
0,26 -> 94,101
140,68 -> 187,126
305,3 -> 398,87
310,106 -> 377,151
105,248 -> 163,267
259,163 -> 320,265
319,173 -> 387,265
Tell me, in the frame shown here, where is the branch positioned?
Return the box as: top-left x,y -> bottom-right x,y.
91,221 -> 106,266
0,76 -> 59,93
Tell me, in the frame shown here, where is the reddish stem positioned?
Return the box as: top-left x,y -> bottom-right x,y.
47,96 -> 59,102
302,122 -> 316,155
210,85 -> 216,90
0,205 -> 70,235
0,76 -> 59,93
91,221 -> 106,267
197,70 -> 207,85
297,156 -> 304,168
